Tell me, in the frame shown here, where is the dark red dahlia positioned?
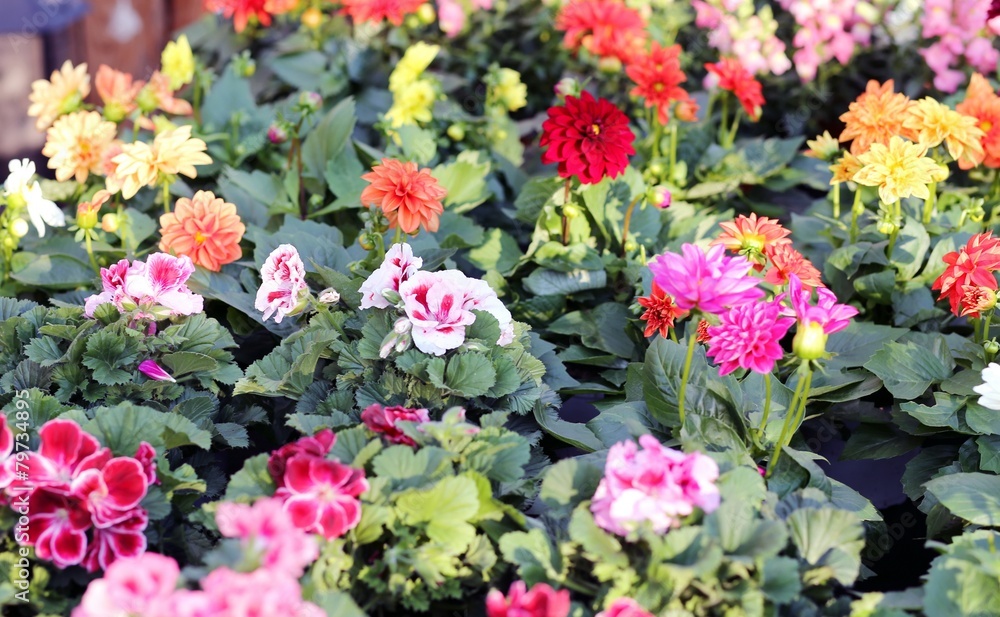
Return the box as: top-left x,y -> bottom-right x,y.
539,91 -> 636,185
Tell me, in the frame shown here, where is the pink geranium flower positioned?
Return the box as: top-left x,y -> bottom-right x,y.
486,581 -> 571,617
706,299 -> 794,375
275,455 -> 368,540
83,509 -> 149,573
23,419 -> 108,491
648,243 -> 763,315
138,359 -> 175,382
267,429 -> 336,488
255,244 -> 308,323
215,497 -> 319,577
83,258 -> 131,316
784,274 -> 858,334
0,415 -> 13,494
24,489 -> 92,568
361,404 -> 430,446
84,253 -> 203,318
463,277 -> 516,345
598,598 -> 654,617
360,242 -> 422,309
71,457 -> 149,527
399,270 -> 479,355
72,552 -> 179,617
591,435 -> 720,536
196,568 -> 326,617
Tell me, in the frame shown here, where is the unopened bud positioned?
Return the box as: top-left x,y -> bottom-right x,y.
302,7 -> 323,28
10,218 -> 29,238
447,124 -> 465,141
793,321 -> 828,360
267,124 -> 288,144
319,288 -> 340,304
648,185 -> 671,209
101,213 -> 119,233
382,289 -> 402,305
416,3 -> 436,23
298,91 -> 322,112
986,339 -> 1000,355
563,204 -> 581,219
393,317 -> 412,334
379,332 -> 401,358
597,56 -> 622,74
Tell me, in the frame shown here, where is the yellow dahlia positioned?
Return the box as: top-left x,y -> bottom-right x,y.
161,34 -> 195,90
110,125 -> 212,199
902,97 -> 985,169
804,130 -> 840,160
829,152 -> 863,185
28,61 -> 90,130
852,137 -> 947,204
42,111 -> 118,183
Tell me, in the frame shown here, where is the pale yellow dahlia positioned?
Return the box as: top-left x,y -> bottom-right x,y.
42,110 -> 118,183
28,61 -> 90,130
902,97 -> 985,169
852,136 -> 947,204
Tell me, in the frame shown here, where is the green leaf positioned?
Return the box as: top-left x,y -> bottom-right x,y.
498,528 -> 562,585
11,253 -> 95,288
965,401 -> 1000,435
222,453 -> 275,502
924,530 -> 1000,617
787,507 -> 865,585
161,351 -> 219,377
863,340 -> 954,400
568,504 -> 628,571
761,557 -> 803,604
467,228 -> 522,275
522,269 -> 607,296
85,402 -> 212,454
235,329 -> 336,399
533,404 -> 603,452
215,422 -> 249,448
432,152 -> 491,213
539,459 -> 603,517
443,352 -> 496,397
643,337 -> 739,427
81,329 -> 142,386
302,97 -> 357,188
925,472 -> 1000,526
892,217 -> 931,280
977,436 -> 1000,473
841,424 -> 921,460
396,475 -> 480,550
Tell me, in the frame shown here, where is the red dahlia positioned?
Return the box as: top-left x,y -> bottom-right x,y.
341,0 -> 424,25
555,0 -> 647,64
706,57 -> 765,121
539,91 -> 636,185
626,43 -> 690,125
932,232 -> 1000,315
204,0 -> 296,32
638,283 -> 687,338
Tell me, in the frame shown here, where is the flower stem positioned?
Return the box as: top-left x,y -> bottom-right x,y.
162,182 -> 171,214
652,116 -> 663,161
922,182 -> 937,225
561,178 -> 572,245
767,364 -> 813,477
393,226 -> 403,245
725,108 -> 741,148
832,184 -> 841,219
849,189 -> 863,243
677,329 -> 697,427
620,194 -> 643,257
717,95 -> 730,146
84,233 -> 100,275
756,371 -> 773,446
668,121 -> 678,182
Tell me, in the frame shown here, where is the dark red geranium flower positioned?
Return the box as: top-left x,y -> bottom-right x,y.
540,91 -> 636,185
706,57 -> 765,121
486,581 -> 571,617
361,404 -> 430,446
626,43 -> 690,125
267,429 -> 336,488
637,283 -> 687,338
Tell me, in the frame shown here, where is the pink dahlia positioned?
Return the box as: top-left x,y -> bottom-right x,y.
785,274 -> 858,335
591,435 -> 720,536
485,581 -> 571,617
255,244 -> 308,323
648,243 -> 763,315
361,404 -> 430,446
706,299 -> 794,375
359,242 -> 422,309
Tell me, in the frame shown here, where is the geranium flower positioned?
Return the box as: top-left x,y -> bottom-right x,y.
268,429 -> 336,488
360,242 -> 423,309
974,362 -> 1000,410
138,359 -> 175,382
215,498 -> 319,577
22,419 -> 106,490
637,283 -> 687,338
72,553 -> 178,617
255,244 -> 308,323
598,598 -> 654,617
341,0 -> 425,25
706,299 -> 794,375
0,416 -> 13,493
159,190 -> 245,271
24,489 -> 92,568
838,79 -> 915,155
205,0 -> 298,31
932,232 -> 1000,315
763,243 -> 824,290
187,568 -> 325,617
276,455 -> 368,540
399,270 -> 478,355
555,0 -> 646,63
83,508 -> 149,572
95,65 -> 142,122
42,110 -> 117,183
28,60 -> 89,130
705,57 -> 765,120
902,97 -> 985,169
3,158 -> 65,238
648,243 -> 763,315
591,435 -> 720,536
956,73 -> 1000,169
71,458 -> 148,528
960,285 -> 997,317
626,43 -> 690,124
539,91 -> 636,185
122,253 -> 204,317
361,404 -> 430,446
361,158 -> 447,234
852,137 -> 947,204
110,126 -> 211,199
486,581 -> 571,617
712,213 -> 791,266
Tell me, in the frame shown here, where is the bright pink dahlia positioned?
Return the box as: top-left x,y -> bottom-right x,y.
598,598 -> 655,617
275,455 -> 368,540
648,243 -> 763,315
361,404 -> 430,446
485,581 -> 571,617
539,91 -> 636,185
706,299 -> 794,376
785,274 -> 858,334
591,435 -> 720,536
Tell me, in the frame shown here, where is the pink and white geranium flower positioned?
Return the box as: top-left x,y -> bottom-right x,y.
360,242 -> 423,309
255,244 -> 308,323
84,253 -> 203,318
72,552 -> 179,617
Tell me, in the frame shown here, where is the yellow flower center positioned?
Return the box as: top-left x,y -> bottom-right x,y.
591,123 -> 601,136
982,120 -> 993,132
194,231 -> 206,244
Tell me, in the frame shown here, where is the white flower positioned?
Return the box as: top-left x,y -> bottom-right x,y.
974,362 -> 1000,410
3,158 -> 65,237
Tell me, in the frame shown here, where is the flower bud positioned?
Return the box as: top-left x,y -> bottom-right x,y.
986,339 -> 1000,355
597,56 -> 622,74
382,289 -> 402,305
103,102 -> 128,123
554,77 -> 579,98
77,205 -> 99,230
447,124 -> 465,141
10,218 -> 29,238
648,185 -> 671,209
298,91 -> 322,113
135,86 -> 159,114
267,124 -> 288,144
624,239 -> 638,253
138,359 -> 176,382
101,213 -> 119,233
393,317 -> 412,334
647,161 -> 665,178
394,333 -> 412,353
319,288 -> 341,304
302,7 -> 323,28
6,192 -> 26,211
404,14 -> 420,29
379,331 -> 402,358
793,321 -> 828,360
416,3 -> 436,23
563,204 -> 581,219
235,54 -> 256,78
58,91 -> 84,115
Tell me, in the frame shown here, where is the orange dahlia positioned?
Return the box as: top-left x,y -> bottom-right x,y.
932,232 -> 1000,316
555,0 -> 646,64
838,79 -> 915,156
159,190 -> 245,271
204,0 -> 298,32
341,0 -> 424,25
705,58 -> 764,121
637,283 -> 687,338
695,319 -> 711,343
829,152 -> 863,185
956,73 -> 1000,169
960,285 -> 997,318
763,244 -> 824,291
712,213 -> 791,267
626,43 -> 689,125
360,158 -> 446,234
95,65 -> 142,123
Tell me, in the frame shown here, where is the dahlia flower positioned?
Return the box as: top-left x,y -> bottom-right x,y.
28,60 -> 89,130
3,158 -> 65,238
932,232 -> 1000,315
838,80 -> 914,155
852,137 -> 947,205
361,158 -> 447,234
626,43 -> 690,125
706,299 -> 794,375
637,283 -> 687,338
555,0 -> 646,63
539,91 -> 635,185
43,110 -> 117,183
956,73 -> 1000,169
159,190 -> 245,271
705,57 -> 765,120
648,243 -> 763,315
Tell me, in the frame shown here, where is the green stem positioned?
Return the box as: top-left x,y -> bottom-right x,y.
162,183 -> 171,214
717,96 -> 730,147
84,233 -> 100,275
561,178 -> 572,245
922,182 -> 937,225
724,108 -> 741,148
668,122 -> 678,182
849,189 -> 863,243
669,327 -> 678,343
620,194 -> 643,256
651,116 -> 663,161
392,226 -> 403,245
677,330 -> 697,427
767,365 -> 813,477
990,169 -> 1000,201
756,371 -> 773,446
832,184 -> 841,219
